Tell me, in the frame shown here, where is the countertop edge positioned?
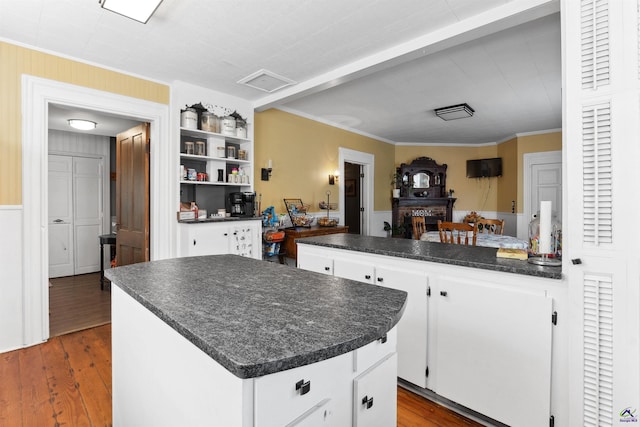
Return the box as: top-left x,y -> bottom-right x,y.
296,237 -> 563,280
106,260 -> 407,379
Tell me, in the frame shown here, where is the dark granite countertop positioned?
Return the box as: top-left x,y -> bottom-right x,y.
296,234 -> 562,280
105,255 -> 407,379
178,216 -> 262,224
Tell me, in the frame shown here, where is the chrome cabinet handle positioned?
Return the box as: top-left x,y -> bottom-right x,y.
295,379 -> 310,395
362,395 -> 374,409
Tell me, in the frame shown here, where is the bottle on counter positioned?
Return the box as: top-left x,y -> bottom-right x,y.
191,201 -> 199,219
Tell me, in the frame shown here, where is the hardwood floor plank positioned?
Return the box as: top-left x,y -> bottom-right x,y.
40,338 -> 92,427
0,350 -> 23,424
397,387 -> 484,427
59,330 -> 112,425
18,345 -> 55,426
49,272 -> 111,337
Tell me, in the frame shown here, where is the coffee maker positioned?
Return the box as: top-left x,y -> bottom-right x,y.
229,192 -> 256,217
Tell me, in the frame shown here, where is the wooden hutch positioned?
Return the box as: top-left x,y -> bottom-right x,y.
392,157 -> 456,238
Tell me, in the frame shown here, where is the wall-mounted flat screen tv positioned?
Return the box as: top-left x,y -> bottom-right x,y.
466,157 -> 502,178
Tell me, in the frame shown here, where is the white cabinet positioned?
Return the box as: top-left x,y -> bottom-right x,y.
113,285 -> 398,426
297,251 -> 334,275
179,221 -> 261,259
254,351 -> 351,427
432,275 -> 552,427
375,265 -> 428,388
297,243 -> 559,425
298,245 -> 429,389
353,353 -> 398,427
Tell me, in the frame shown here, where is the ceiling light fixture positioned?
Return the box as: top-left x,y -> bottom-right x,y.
68,119 -> 97,131
434,103 -> 475,121
100,0 -> 164,24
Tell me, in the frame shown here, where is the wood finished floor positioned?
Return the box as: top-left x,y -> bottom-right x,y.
49,272 -> 111,337
6,273 -> 482,425
1,322 -> 483,426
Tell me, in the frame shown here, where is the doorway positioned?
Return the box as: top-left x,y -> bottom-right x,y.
522,150 -> 562,240
338,148 -> 374,236
22,76 -> 171,345
344,162 -> 362,234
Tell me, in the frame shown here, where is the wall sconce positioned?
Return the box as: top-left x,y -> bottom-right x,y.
328,170 -> 339,185
261,160 -> 273,181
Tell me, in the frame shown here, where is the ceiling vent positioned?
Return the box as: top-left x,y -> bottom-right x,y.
434,103 -> 475,121
237,69 -> 296,93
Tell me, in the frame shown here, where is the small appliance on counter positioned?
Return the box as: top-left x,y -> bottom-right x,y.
229,192 -> 257,217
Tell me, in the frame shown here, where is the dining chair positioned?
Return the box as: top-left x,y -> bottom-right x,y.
474,218 -> 505,235
412,216 -> 426,240
437,220 -> 477,245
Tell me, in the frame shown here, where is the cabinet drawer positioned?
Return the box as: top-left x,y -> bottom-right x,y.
254,352 -> 350,427
353,327 -> 396,375
297,253 -> 334,275
333,258 -> 375,284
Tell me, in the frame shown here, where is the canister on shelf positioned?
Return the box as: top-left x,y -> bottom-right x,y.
195,141 -> 205,156
227,146 -> 236,159
221,116 -> 236,136
216,146 -> 226,158
236,118 -> 247,139
200,111 -> 218,133
184,141 -> 195,155
238,149 -> 247,160
180,108 -> 198,129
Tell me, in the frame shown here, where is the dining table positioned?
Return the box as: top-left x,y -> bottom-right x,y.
420,231 -> 528,250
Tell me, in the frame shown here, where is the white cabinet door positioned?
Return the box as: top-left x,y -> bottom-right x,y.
333,258 -> 375,284
254,352 -> 351,427
433,276 -> 552,427
181,223 -> 231,257
228,222 -> 261,259
353,353 -> 397,427
375,265 -> 428,388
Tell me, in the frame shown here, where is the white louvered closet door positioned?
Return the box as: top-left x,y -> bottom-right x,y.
564,0 -> 640,425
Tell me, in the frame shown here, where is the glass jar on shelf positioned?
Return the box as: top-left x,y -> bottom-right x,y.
236,118 -> 247,139
200,111 -> 218,133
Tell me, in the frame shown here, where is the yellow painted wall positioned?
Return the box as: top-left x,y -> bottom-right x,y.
394,145 -> 500,212
497,137 -> 518,213
254,109 -> 395,214
0,41 -> 169,204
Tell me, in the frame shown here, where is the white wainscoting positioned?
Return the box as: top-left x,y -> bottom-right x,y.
0,206 -> 24,352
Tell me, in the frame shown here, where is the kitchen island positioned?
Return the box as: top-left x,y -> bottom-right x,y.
105,255 -> 407,426
296,234 -> 567,427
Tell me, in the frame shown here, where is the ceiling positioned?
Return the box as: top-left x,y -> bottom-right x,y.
0,0 -> 561,144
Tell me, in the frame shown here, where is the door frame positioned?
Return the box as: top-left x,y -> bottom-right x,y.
338,148 -> 374,235
22,75 -> 171,345
521,150 -> 562,240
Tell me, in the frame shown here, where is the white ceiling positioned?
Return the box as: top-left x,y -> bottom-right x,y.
0,0 -> 561,144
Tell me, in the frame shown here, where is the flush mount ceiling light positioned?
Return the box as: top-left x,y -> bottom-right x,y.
237,69 -> 296,93
68,119 -> 97,131
100,0 -> 164,24
434,103 -> 475,121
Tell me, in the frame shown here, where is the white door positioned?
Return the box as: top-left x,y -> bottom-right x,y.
73,157 -> 103,275
48,155 -> 74,278
523,151 -> 562,239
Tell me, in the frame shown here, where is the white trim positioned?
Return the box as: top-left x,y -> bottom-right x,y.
522,150 -> 562,240
22,75 -> 172,346
338,148 -> 374,235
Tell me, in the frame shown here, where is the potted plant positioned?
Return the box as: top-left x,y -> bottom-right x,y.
391,170 -> 413,198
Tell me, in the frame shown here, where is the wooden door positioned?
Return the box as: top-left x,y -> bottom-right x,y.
116,123 -> 150,266
48,155 -> 74,278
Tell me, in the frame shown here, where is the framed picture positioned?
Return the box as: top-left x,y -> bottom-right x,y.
345,179 -> 356,197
